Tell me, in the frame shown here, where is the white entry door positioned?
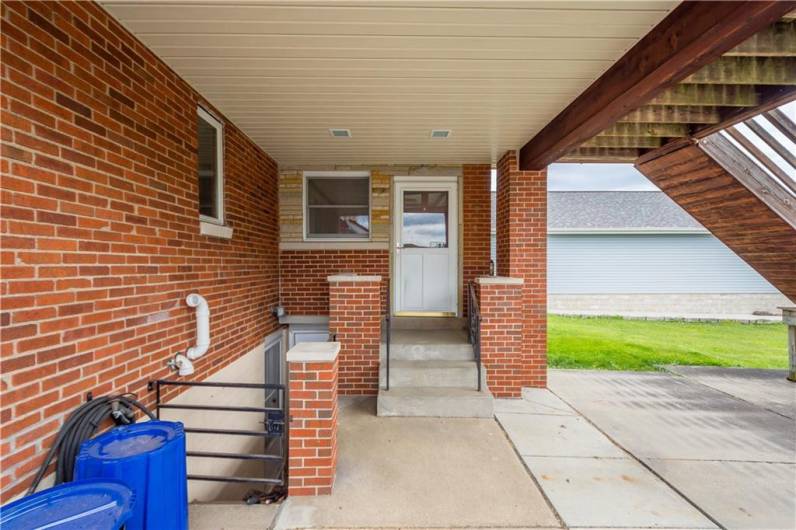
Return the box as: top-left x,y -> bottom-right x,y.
394,178 -> 458,315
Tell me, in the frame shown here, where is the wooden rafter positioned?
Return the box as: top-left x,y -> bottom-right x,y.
598,122 -> 689,137
725,21 -> 796,56
560,147 -> 642,163
518,1 -> 796,170
766,108 -> 796,142
618,106 -> 722,124
683,57 -> 796,85
581,136 -> 662,149
648,84 -> 758,107
744,118 -> 796,168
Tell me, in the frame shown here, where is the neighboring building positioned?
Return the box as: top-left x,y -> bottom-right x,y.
491,191 -> 789,316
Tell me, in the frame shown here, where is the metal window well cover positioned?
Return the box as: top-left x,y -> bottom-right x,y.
0,479 -> 135,530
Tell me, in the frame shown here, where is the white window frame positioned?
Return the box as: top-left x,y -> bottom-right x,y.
303,171 -> 371,241
197,106 -> 225,225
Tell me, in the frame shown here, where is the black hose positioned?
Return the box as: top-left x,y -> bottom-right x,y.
26,393 -> 155,496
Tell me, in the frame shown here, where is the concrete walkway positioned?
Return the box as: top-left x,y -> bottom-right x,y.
276,396 -> 559,529
496,390 -> 717,530
548,369 -> 796,530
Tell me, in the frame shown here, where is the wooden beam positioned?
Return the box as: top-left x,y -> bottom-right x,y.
581,136 -> 662,149
649,84 -> 758,107
560,147 -> 642,163
693,85 -> 796,138
598,122 -> 689,137
765,108 -> 796,143
699,134 -> 796,228
518,1 -> 796,170
725,20 -> 796,57
618,105 -> 721,124
725,127 -> 796,195
683,57 -> 796,85
744,117 -> 796,168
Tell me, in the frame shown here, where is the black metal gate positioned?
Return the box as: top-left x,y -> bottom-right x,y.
148,379 -> 287,488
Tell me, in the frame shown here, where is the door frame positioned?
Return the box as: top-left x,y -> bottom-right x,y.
392,176 -> 459,317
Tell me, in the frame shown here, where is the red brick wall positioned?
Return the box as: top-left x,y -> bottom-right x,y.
462,164 -> 492,317
279,250 -> 389,316
328,277 -> 382,395
287,353 -> 338,496
495,150 -> 547,390
0,1 -> 279,500
476,279 -> 524,398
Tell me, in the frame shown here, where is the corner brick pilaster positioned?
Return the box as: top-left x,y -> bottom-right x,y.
496,150 -> 547,390
476,277 -> 525,397
327,274 -> 382,395
287,342 -> 340,496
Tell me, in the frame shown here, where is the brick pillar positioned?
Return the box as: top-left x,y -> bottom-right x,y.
328,275 -> 382,395
476,277 -> 525,397
496,150 -> 547,389
287,342 -> 339,496
462,164 -> 493,317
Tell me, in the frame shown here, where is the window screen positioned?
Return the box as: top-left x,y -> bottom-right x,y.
306,176 -> 370,238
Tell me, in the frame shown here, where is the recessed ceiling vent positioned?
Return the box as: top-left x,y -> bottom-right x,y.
431,129 -> 451,139
329,128 -> 352,138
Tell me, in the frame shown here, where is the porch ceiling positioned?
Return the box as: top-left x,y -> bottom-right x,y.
100,1 -> 678,167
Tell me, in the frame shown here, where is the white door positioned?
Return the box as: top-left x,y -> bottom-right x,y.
394,178 -> 458,315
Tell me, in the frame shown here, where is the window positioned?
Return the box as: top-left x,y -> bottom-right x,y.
304,173 -> 370,239
197,107 -> 224,223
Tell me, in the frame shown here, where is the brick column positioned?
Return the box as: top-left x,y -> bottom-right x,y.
496,150 -> 547,389
287,342 -> 339,496
462,164 -> 493,317
476,277 -> 525,397
328,275 -> 382,395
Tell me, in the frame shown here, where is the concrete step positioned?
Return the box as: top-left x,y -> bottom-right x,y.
377,386 -> 494,418
382,329 -> 473,361
380,360 -> 486,389
390,317 -> 465,331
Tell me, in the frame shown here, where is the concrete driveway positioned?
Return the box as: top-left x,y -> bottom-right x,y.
547,368 -> 796,530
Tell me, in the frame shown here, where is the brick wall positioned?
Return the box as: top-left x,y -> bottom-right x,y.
0,1 -> 279,500
328,276 -> 382,395
476,278 -> 524,398
287,347 -> 339,496
495,151 -> 547,391
279,250 -> 388,316
462,164 -> 492,317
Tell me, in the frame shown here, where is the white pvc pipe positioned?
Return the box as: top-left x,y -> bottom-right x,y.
185,293 -> 210,360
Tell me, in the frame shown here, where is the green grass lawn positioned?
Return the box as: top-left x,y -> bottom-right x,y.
548,315 -> 788,371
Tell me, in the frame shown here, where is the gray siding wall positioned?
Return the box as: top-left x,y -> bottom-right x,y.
548,234 -> 778,294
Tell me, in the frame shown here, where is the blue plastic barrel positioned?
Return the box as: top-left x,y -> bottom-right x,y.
0,479 -> 134,530
75,421 -> 187,530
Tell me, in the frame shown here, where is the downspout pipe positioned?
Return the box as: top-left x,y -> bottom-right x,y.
185,293 -> 210,360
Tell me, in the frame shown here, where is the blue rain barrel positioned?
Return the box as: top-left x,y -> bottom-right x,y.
0,479 -> 134,530
75,421 -> 187,530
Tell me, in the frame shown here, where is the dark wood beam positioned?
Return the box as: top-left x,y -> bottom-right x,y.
518,1 -> 796,170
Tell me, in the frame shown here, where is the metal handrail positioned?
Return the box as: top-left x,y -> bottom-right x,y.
385,284 -> 391,391
467,281 -> 482,392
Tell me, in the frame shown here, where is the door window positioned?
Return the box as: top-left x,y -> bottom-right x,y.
401,191 -> 449,248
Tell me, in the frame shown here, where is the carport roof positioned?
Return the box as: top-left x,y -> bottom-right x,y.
99,1 -> 678,167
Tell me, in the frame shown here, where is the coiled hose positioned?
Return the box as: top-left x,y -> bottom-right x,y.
27,393 -> 155,496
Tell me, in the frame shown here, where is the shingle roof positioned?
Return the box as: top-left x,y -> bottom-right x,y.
490,191 -> 706,232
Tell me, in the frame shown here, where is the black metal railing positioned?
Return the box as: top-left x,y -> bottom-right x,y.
385,284 -> 391,391
148,379 -> 287,487
467,281 -> 482,392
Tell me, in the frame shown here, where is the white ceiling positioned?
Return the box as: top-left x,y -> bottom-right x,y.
102,1 -> 679,167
